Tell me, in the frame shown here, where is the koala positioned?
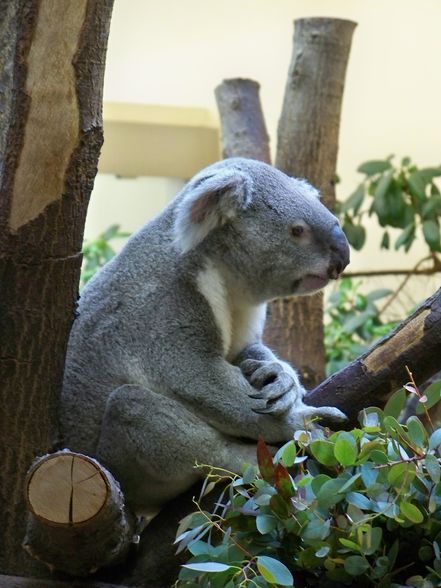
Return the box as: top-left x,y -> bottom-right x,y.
60,158 -> 350,514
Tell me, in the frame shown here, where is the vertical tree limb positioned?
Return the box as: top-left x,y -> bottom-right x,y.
270,17 -> 356,387
215,78 -> 271,163
0,0 -> 114,574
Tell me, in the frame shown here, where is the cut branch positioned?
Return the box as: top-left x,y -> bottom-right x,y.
23,451 -> 136,576
305,288 -> 441,424
215,78 -> 271,163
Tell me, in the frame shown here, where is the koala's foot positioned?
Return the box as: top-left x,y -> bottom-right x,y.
289,404 -> 348,430
240,359 -> 304,415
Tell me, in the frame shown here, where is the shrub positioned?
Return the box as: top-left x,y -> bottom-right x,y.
175,392 -> 441,588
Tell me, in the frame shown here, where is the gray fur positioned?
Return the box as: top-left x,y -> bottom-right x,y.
60,158 -> 350,513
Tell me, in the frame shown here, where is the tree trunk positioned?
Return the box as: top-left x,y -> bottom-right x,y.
305,287 -> 441,424
215,78 -> 271,163
23,452 -> 135,576
0,0 -> 114,575
270,17 -> 356,388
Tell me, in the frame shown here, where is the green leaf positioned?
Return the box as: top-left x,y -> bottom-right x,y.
370,449 -> 389,464
343,221 -> 366,251
357,160 -> 392,176
422,195 -> 441,218
257,437 -> 275,483
388,462 -> 416,487
424,454 -> 440,484
316,478 -> 348,509
365,288 -> 393,302
309,440 -> 338,466
395,222 -> 415,250
399,501 -> 424,523
315,545 -> 330,558
303,517 -> 331,541
279,442 -> 296,467
256,556 -> 294,586
340,184 -> 365,214
374,171 -> 394,216
340,538 -> 361,551
408,171 -> 427,200
384,388 -> 407,419
381,231 -> 390,249
342,309 -> 375,334
360,408 -> 382,432
256,514 -> 278,534
182,562 -> 233,572
422,219 -> 441,249
346,492 -> 372,510
334,432 -> 358,466
406,416 -> 428,447
339,472 -> 362,493
416,380 -> 441,414
429,428 -> 441,450
344,555 -> 370,576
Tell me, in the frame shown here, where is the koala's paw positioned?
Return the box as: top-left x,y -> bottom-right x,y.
293,404 -> 348,429
241,359 -> 304,416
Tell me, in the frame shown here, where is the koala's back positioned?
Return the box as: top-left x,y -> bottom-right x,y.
60,209 -> 184,454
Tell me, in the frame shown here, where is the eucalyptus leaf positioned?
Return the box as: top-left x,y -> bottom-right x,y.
344,555 -> 370,576
182,562 -> 233,573
256,556 -> 294,586
357,160 -> 392,176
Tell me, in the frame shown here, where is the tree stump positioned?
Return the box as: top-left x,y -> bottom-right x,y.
23,451 -> 136,577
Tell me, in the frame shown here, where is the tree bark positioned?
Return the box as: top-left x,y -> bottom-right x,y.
23,452 -> 136,576
0,575 -> 130,588
215,78 -> 271,163
0,0 -> 114,575
270,17 -> 356,388
305,287 -> 441,424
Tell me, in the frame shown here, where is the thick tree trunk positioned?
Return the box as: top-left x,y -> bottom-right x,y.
270,17 -> 356,388
215,78 -> 271,163
0,0 -> 114,575
23,452 -> 135,576
305,288 -> 441,424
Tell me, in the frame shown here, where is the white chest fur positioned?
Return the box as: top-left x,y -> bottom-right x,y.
196,261 -> 266,360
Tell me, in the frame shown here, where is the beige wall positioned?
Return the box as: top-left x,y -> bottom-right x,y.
88,0 -> 441,292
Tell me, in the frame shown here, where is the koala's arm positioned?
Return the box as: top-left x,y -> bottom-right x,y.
160,348 -> 343,443
158,348 -> 289,443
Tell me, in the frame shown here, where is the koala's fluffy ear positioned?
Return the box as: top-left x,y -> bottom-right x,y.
173,168 -> 253,252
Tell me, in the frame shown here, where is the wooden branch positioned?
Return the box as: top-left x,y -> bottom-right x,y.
23,451 -> 136,577
0,0 -> 114,574
215,78 -> 271,163
271,18 -> 356,387
0,574 -> 129,588
305,288 -> 441,424
344,268 -> 441,278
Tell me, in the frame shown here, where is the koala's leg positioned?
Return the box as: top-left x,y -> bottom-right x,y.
96,384 -> 258,514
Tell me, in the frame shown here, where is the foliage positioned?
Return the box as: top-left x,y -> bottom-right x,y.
338,156 -> 441,253
325,278 -> 398,375
80,224 -> 129,289
175,391 -> 441,588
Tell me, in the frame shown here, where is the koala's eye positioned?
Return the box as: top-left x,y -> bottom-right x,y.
291,225 -> 305,238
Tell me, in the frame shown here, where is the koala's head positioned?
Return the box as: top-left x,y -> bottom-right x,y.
173,158 -> 350,302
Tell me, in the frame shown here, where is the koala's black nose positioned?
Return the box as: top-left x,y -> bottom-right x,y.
328,224 -> 350,279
